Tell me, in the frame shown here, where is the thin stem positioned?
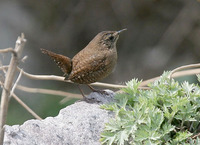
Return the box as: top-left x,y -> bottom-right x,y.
10,69 -> 23,98
16,85 -> 81,99
12,93 -> 42,120
0,48 -> 17,56
140,68 -> 200,87
1,65 -> 200,89
169,63 -> 200,79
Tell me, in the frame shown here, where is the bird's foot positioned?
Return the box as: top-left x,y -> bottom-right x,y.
92,89 -> 110,96
87,84 -> 109,95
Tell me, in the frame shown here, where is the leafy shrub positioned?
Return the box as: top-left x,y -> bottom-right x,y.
100,72 -> 200,145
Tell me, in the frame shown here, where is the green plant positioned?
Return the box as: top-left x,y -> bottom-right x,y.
100,72 -> 200,145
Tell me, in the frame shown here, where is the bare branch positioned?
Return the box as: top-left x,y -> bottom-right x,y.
12,93 -> 42,120
2,65 -> 200,89
169,63 -> 200,79
91,82 -> 126,89
16,67 -> 200,89
140,68 -> 200,87
16,85 -> 81,99
10,69 -> 23,98
140,77 -> 160,87
17,68 -> 127,89
21,55 -> 28,63
0,48 -> 17,56
0,34 -> 26,144
0,63 -> 7,76
0,66 -> 8,71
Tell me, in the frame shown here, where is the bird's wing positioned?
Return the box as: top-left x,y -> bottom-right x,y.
69,52 -> 108,83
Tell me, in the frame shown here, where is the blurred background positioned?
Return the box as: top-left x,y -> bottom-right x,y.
0,0 -> 200,125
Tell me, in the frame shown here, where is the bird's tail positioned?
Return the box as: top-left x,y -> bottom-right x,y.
41,48 -> 72,77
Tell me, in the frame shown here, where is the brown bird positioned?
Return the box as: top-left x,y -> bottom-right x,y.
41,29 -> 126,97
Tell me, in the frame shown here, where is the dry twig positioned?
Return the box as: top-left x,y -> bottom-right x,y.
140,68 -> 200,87
169,63 -> 200,79
10,69 -> 23,98
17,68 -> 127,89
0,48 -> 16,56
12,93 -> 42,120
0,34 -> 26,144
1,65 -> 200,89
16,85 -> 81,99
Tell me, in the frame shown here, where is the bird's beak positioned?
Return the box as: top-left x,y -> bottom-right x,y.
117,28 -> 127,34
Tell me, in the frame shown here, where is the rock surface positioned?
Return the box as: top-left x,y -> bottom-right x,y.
4,91 -> 115,145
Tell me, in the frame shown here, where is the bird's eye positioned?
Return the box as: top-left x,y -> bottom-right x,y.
108,36 -> 114,41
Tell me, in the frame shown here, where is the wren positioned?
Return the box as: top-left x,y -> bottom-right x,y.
41,29 -> 126,96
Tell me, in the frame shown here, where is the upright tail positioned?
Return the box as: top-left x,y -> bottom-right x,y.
41,48 -> 72,77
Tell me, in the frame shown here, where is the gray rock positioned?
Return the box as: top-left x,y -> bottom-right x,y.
3,90 -> 115,145
84,89 -> 115,103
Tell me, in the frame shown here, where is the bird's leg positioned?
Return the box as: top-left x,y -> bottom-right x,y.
87,84 -> 109,95
77,84 -> 98,103
87,84 -> 98,92
77,84 -> 86,99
